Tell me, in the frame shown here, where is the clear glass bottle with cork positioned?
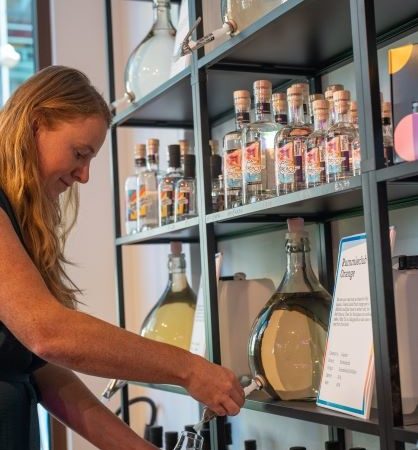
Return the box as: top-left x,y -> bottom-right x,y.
274,85 -> 313,195
140,241 -> 197,350
223,90 -> 250,209
325,90 -> 360,181
158,144 -> 182,226
242,80 -> 279,203
305,99 -> 329,188
211,151 -> 224,213
309,93 -> 324,125
324,84 -> 344,126
138,139 -> 159,231
248,218 -> 331,400
125,143 -> 147,235
292,81 -> 311,125
174,154 -> 197,222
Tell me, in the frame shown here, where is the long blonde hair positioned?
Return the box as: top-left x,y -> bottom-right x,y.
0,65 -> 112,308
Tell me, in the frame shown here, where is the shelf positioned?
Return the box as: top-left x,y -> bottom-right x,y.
199,0 -> 418,74
207,177 -> 363,228
116,217 -> 200,245
112,67 -> 193,128
393,424 -> 418,444
245,391 -> 379,435
376,161 -> 418,182
129,382 -> 188,396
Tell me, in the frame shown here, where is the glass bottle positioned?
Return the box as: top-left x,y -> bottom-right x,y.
125,144 -> 146,235
174,154 -> 197,222
173,431 -> 203,450
243,80 -> 279,203
211,153 -> 224,213
158,144 -> 182,226
165,432 -> 179,450
223,90 -> 250,209
140,242 -> 197,350
382,101 -> 394,167
292,81 -> 311,124
305,99 -> 329,188
324,84 -> 344,126
309,93 -> 324,125
179,139 -> 190,174
275,85 -> 313,195
139,139 -> 159,231
272,92 -> 288,126
325,90 -> 359,182
125,0 -> 176,101
244,440 -> 257,450
248,218 -> 332,400
349,100 -> 362,175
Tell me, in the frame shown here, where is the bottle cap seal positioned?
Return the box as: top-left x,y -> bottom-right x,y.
168,144 -> 181,168
183,154 -> 196,178
170,241 -> 182,256
134,143 -> 146,159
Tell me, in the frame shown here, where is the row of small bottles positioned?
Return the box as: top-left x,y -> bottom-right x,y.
210,80 -> 394,211
125,139 -> 197,235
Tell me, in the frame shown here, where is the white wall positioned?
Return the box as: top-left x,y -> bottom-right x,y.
49,0 -> 418,449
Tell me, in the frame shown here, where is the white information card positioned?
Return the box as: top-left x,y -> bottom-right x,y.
317,233 -> 375,419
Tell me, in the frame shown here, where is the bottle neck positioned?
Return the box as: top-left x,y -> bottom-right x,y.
255,97 -> 272,122
235,108 -> 250,130
382,117 -> 392,136
278,235 -> 321,293
168,255 -> 189,292
147,154 -> 158,171
334,111 -> 349,125
152,0 -> 173,30
135,158 -> 146,171
288,102 -> 305,125
313,116 -> 328,132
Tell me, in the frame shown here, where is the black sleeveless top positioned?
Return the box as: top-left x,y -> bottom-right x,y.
0,189 -> 46,450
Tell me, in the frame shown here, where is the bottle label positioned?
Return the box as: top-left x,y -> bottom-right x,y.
276,143 -> 295,184
236,112 -> 250,124
256,102 -> 271,116
326,136 -> 342,175
305,146 -> 321,184
225,149 -> 242,188
244,142 -> 262,184
126,189 -> 137,221
160,188 -> 174,220
176,186 -> 191,216
292,139 -> 305,183
274,113 -> 287,125
340,135 -> 351,174
138,184 -> 148,218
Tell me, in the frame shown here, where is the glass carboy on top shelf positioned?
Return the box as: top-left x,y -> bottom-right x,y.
140,242 -> 197,350
125,0 -> 176,102
248,218 -> 332,400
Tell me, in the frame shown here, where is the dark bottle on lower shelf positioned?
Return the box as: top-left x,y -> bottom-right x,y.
148,425 -> 163,449
165,432 -> 179,450
244,440 -> 257,450
201,429 -> 211,450
325,441 -> 343,450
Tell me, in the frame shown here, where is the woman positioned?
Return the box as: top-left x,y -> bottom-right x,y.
0,66 -> 244,450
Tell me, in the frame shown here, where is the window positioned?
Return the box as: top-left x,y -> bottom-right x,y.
0,0 -> 35,105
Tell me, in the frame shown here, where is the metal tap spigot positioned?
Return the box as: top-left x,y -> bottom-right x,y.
101,379 -> 128,401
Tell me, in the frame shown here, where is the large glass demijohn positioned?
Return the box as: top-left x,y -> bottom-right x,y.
125,0 -> 176,101
248,218 -> 332,400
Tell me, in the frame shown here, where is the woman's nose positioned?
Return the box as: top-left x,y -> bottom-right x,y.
73,163 -> 90,184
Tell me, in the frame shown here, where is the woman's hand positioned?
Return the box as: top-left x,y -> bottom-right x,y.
183,354 -> 245,416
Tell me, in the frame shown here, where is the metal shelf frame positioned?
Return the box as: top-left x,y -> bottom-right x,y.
105,0 -> 418,448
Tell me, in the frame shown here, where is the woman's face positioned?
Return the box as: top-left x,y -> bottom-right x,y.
35,115 -> 108,199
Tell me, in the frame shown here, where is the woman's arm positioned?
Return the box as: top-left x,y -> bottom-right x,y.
33,363 -> 157,450
0,210 -> 244,415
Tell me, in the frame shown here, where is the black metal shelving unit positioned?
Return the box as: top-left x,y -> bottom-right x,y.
105,0 -> 418,448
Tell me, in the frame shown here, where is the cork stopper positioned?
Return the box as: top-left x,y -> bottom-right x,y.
179,139 -> 189,157
349,100 -> 357,112
233,90 -> 251,109
333,90 -> 350,101
293,81 -> 310,96
382,101 -> 392,118
147,138 -> 159,154
287,85 -> 303,106
325,84 -> 344,100
254,80 -> 272,102
333,90 -> 350,114
170,241 -> 182,256
312,99 -> 329,121
286,217 -> 307,238
272,92 -> 287,111
134,143 -> 146,159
